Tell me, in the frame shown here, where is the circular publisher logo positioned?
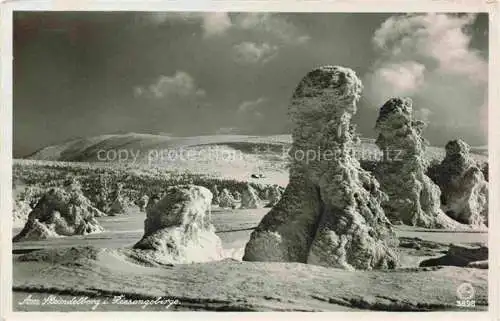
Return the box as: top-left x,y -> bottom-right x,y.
457,283 -> 475,300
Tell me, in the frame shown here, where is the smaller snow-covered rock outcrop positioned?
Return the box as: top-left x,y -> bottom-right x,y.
108,183 -> 131,215
218,188 -> 237,209
13,186 -> 105,242
432,139 -> 488,227
419,244 -> 488,268
374,97 -> 463,229
132,185 -> 223,265
240,184 -> 260,209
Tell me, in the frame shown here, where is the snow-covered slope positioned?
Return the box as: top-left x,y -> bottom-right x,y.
23,133 -> 487,186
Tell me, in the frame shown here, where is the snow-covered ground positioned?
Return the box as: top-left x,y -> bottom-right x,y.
13,206 -> 487,312
12,206 -> 487,260
11,134 -> 489,312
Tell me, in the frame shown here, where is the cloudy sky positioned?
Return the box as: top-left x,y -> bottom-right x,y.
13,12 -> 488,157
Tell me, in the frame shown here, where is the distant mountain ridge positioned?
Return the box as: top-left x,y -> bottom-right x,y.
26,133 -> 292,162
25,133 -> 487,162
19,133 -> 486,188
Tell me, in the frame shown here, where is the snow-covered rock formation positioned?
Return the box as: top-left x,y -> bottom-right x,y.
432,139 -> 488,227
243,66 -> 399,270
374,97 -> 464,229
13,185 -> 104,242
132,185 -> 223,265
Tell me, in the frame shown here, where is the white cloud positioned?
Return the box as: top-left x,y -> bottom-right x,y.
201,12 -> 232,37
145,12 -> 232,37
134,71 -> 206,101
238,97 -> 267,114
232,42 -> 278,64
233,13 -> 310,45
364,13 -> 487,141
372,13 -> 486,83
144,12 -> 309,45
364,61 -> 426,103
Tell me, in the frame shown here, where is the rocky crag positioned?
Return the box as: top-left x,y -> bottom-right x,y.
131,185 -> 223,265
374,98 -> 464,229
13,182 -> 104,242
431,139 -> 488,227
243,66 -> 399,270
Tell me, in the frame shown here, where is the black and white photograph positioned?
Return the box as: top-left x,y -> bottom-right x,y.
2,2 -> 497,316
